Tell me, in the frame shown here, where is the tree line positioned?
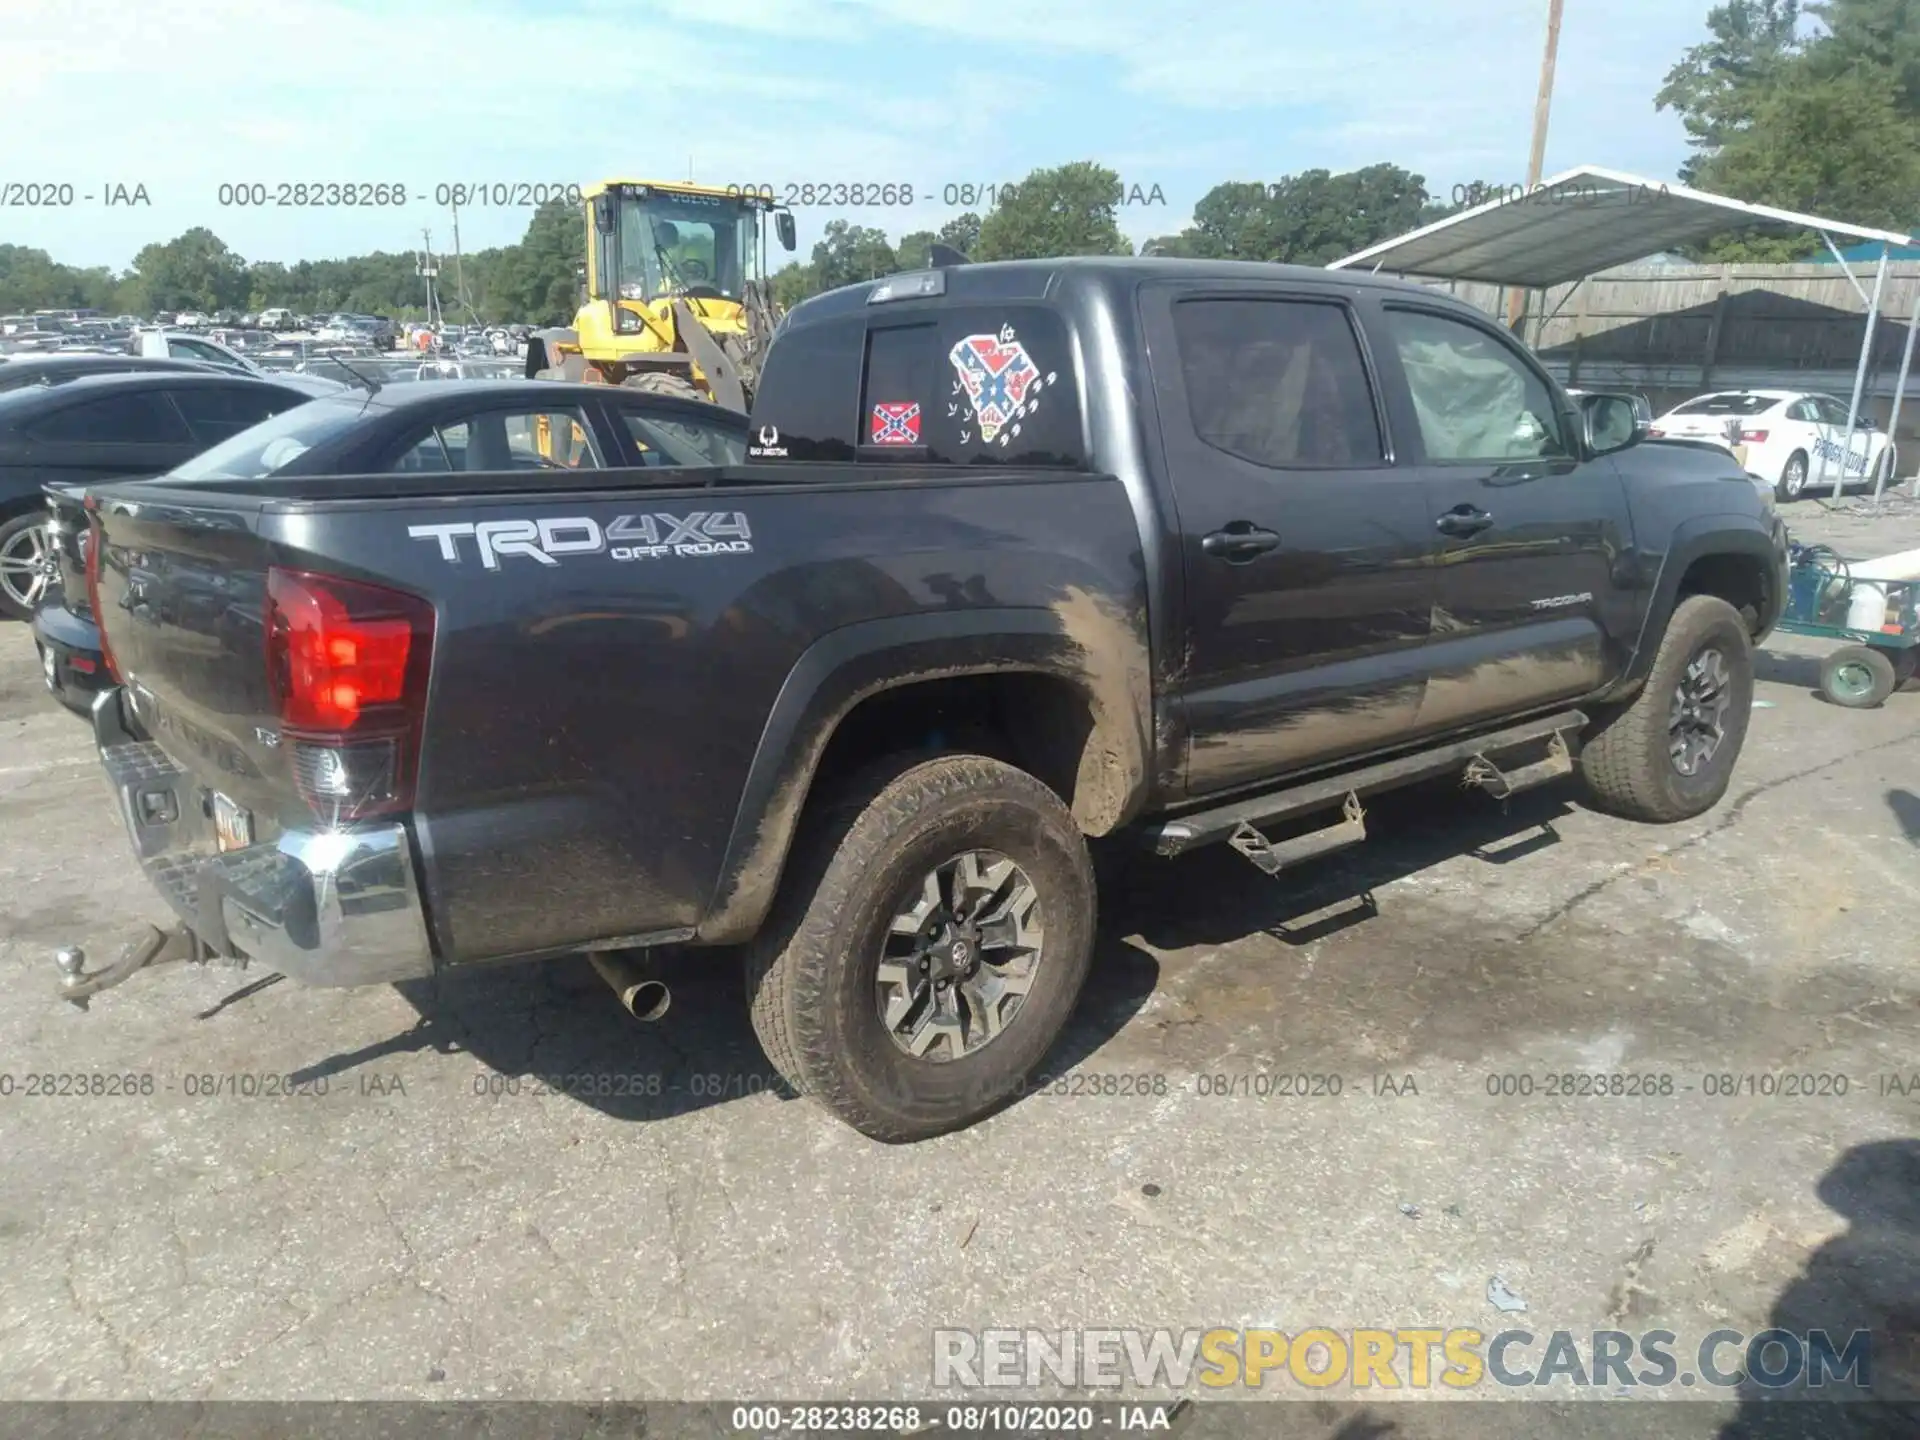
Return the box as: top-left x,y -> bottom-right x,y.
5,0 -> 1914,321
0,200 -> 585,324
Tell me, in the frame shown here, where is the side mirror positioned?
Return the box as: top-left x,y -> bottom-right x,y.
592,195 -> 616,233
1580,392 -> 1646,456
775,210 -> 797,253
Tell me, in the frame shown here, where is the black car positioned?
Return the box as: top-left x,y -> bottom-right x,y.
0,352 -> 221,395
30,378 -> 747,709
5,373 -> 316,706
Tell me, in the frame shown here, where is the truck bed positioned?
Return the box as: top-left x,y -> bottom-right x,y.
87,463 -> 1150,967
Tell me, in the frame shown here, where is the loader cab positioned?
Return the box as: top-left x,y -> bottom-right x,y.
586,182 -> 792,310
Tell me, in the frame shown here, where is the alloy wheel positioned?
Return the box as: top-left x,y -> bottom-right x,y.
874,849 -> 1043,1062
0,522 -> 55,612
1669,646 -> 1732,776
1782,455 -> 1807,497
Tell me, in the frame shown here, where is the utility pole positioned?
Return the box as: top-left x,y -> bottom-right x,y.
417,229 -> 440,331
1507,0 -> 1566,333
449,199 -> 476,322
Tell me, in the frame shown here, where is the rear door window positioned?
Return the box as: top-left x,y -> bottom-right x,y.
168,385 -> 301,443
388,406 -> 604,473
23,389 -> 193,444
1169,297 -> 1384,468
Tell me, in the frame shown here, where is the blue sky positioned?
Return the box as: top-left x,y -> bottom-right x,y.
7,0 -> 1717,273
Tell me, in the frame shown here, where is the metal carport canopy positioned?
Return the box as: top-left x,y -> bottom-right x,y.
1327,164 -> 1910,288
1328,164 -> 1919,502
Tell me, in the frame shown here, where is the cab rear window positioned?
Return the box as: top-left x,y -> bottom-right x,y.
749,303 -> 1082,467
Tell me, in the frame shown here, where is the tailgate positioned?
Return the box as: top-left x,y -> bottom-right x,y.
43,483 -> 92,611
90,489 -> 299,829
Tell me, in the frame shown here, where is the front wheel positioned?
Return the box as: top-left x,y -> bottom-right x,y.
744,755 -> 1095,1142
1579,595 -> 1755,822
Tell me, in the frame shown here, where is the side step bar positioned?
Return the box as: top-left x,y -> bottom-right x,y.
1229,792 -> 1368,876
1462,730 -> 1574,801
1148,709 -> 1588,860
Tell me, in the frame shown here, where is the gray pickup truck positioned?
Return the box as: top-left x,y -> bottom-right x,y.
73,256 -> 1786,1140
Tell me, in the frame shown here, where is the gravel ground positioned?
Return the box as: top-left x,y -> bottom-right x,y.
0,565 -> 1915,1436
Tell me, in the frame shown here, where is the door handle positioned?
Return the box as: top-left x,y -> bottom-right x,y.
1202,523 -> 1281,561
1436,505 -> 1493,538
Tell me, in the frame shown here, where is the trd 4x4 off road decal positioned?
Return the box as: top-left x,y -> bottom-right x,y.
408,512 -> 752,568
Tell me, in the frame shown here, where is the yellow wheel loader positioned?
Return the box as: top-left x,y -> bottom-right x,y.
525,180 -> 796,412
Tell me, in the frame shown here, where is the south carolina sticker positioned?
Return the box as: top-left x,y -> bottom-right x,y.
948,324 -> 1045,445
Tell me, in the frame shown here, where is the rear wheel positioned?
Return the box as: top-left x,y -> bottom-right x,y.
1777,450 -> 1810,501
0,512 -> 55,622
621,372 -> 706,403
1579,595 -> 1754,822
1821,645 -> 1897,708
744,754 -> 1095,1142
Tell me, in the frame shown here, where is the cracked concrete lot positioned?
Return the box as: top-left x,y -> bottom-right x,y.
0,505 -> 1916,1435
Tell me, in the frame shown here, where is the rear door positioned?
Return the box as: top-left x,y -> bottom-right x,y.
1140,282 -> 1436,796
1366,302 -> 1631,732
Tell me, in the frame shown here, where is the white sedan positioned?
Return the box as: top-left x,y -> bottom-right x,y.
1650,390 -> 1897,501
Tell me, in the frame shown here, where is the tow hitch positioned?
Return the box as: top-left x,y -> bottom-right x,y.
55,925 -> 180,1010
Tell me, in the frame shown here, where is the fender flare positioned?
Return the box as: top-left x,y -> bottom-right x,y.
1609,513 -> 1786,696
696,607 -> 1151,944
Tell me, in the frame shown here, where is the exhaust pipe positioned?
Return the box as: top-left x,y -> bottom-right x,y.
589,950 -> 670,1022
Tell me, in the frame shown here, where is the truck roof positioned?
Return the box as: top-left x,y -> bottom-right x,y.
782,255 -> 1458,330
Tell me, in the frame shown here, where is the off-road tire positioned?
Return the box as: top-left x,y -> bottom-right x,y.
744,754 -> 1095,1142
1777,450 -> 1809,502
621,372 -> 706,403
1579,595 -> 1754,822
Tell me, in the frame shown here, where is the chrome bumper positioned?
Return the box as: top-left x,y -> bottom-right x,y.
92,688 -> 435,987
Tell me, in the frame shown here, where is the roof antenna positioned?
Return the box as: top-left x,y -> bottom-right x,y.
326,353 -> 384,408
929,243 -> 969,267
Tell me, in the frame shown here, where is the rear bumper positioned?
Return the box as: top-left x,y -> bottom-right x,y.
31,602 -> 107,704
92,687 -> 436,988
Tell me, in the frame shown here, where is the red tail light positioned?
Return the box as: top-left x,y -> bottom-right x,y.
265,567 -> 434,818
82,499 -> 120,683
1739,429 -> 1769,443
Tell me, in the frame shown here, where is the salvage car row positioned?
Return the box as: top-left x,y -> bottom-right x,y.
25,255 -> 1790,1145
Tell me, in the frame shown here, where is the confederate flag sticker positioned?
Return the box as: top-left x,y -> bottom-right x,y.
870,401 -> 922,445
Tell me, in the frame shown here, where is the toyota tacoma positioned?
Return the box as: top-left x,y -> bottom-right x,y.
71,257 -> 1786,1140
